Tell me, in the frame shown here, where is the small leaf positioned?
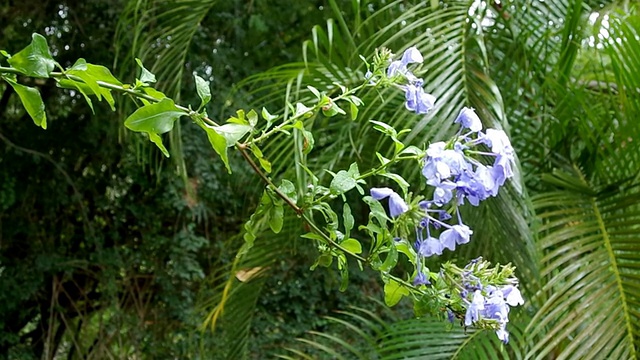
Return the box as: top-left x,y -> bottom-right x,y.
382,173 -> 410,197
341,238 -> 362,254
343,202 -> 354,236
247,109 -> 258,127
307,85 -> 321,99
201,125 -> 232,173
56,78 -> 94,112
278,179 -> 297,203
194,74 -> 211,109
66,59 -> 122,111
350,101 -> 359,120
399,145 -> 423,156
330,170 -> 357,195
268,204 -> 284,233
143,87 -> 167,100
384,279 -> 410,306
135,58 -> 156,84
8,33 -> 56,78
2,75 -> 47,128
200,123 -> 250,173
321,100 -> 346,117
250,145 -> 271,173
261,107 -> 278,128
295,102 -> 314,117
215,123 -> 251,146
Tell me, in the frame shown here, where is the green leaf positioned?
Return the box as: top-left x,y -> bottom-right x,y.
135,58 -> 156,85
202,125 -> 231,173
378,245 -> 398,273
194,74 -> 211,109
66,59 -> 122,111
8,33 -> 55,78
307,85 -> 321,99
268,203 -> 284,233
200,123 -> 250,173
2,75 -> 47,129
384,279 -> 409,307
349,101 -> 359,120
125,98 -> 183,134
343,202 -> 354,237
381,173 -> 410,197
261,107 -> 278,129
215,123 -> 252,147
143,87 -> 167,100
247,109 -> 258,127
124,98 -> 184,157
341,238 -> 362,254
250,145 -> 272,173
56,78 -> 94,112
295,102 -> 314,117
330,170 -> 357,195
278,179 -> 297,203
148,133 -> 169,157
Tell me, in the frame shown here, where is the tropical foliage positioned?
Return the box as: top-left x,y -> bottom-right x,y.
1,0 -> 639,359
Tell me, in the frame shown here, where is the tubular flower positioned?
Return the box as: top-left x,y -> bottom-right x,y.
370,187 -> 409,218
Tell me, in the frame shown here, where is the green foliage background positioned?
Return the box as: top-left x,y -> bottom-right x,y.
1,0 -> 640,359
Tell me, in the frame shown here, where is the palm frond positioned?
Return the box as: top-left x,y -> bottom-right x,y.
280,304 -> 528,359
525,167 -> 640,359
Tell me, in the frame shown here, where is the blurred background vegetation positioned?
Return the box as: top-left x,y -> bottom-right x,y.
1,0 -> 639,359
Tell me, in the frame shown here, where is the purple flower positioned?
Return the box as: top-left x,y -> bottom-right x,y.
401,46 -> 424,65
491,154 -> 514,187
447,309 -> 456,323
370,187 -> 409,218
418,236 -> 443,257
464,290 -> 485,326
455,107 -> 483,132
454,172 -> 486,206
502,285 -> 524,306
475,164 -> 499,197
387,46 -> 423,78
433,181 -> 455,206
440,224 -> 472,251
413,271 -> 430,286
496,326 -> 509,344
482,129 -> 513,157
404,84 -> 436,114
422,143 -> 469,186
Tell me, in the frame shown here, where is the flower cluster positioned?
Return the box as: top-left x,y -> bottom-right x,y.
413,107 -> 515,264
457,259 -> 524,344
366,46 -> 522,344
386,47 -> 436,114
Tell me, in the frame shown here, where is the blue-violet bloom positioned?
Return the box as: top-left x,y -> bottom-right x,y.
440,224 -> 473,251
455,107 -> 483,132
370,187 -> 409,218
418,236 -> 444,257
464,290 -> 485,326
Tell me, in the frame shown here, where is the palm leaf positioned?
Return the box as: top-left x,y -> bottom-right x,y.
525,166 -> 640,359
279,303 -> 528,359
